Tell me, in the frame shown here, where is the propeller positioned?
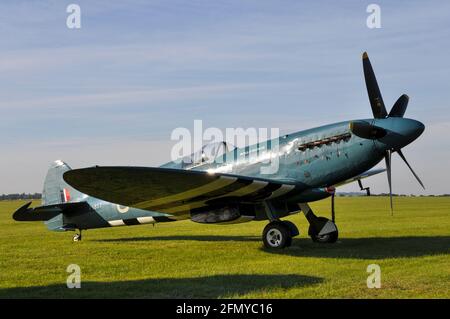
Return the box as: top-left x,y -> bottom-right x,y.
396,149 -> 425,189
362,52 -> 388,118
362,52 -> 424,213
389,94 -> 409,117
385,150 -> 393,215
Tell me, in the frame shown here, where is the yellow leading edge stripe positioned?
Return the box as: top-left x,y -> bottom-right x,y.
134,176 -> 238,210
164,180 -> 269,214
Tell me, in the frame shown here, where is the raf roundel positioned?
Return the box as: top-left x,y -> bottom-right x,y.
116,205 -> 129,214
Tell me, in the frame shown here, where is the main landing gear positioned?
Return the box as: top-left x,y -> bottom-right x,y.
261,201 -> 339,249
299,203 -> 338,244
262,220 -> 299,249
72,229 -> 82,242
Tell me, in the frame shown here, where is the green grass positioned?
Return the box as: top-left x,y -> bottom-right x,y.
0,197 -> 449,298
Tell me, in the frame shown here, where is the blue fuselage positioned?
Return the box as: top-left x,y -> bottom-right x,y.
169,117 -> 423,193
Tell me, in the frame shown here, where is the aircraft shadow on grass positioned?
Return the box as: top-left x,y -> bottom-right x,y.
96,235 -> 260,243
265,236 -> 450,259
0,274 -> 322,299
97,235 -> 450,259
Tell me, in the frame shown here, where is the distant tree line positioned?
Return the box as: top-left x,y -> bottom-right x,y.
337,192 -> 450,197
1,193 -> 42,200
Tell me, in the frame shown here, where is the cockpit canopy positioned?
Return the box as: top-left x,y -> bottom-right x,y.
181,141 -> 235,168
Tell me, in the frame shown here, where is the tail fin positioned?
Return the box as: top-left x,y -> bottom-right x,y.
42,160 -> 83,205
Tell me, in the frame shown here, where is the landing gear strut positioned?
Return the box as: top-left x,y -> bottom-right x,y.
299,203 -> 339,244
72,229 -> 82,242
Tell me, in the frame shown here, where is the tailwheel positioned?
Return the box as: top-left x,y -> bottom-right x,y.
72,230 -> 82,242
308,217 -> 338,243
262,221 -> 293,249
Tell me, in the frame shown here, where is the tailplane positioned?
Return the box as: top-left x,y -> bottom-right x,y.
13,160 -> 90,231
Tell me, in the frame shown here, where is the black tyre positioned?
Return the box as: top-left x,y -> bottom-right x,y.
308,217 -> 338,243
281,220 -> 299,237
262,222 -> 292,249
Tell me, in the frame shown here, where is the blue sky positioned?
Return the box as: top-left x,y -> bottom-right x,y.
1,0 -> 449,195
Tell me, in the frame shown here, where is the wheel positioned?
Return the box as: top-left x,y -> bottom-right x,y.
308,217 -> 338,243
72,232 -> 82,242
281,220 -> 299,237
309,229 -> 338,243
262,222 -> 292,249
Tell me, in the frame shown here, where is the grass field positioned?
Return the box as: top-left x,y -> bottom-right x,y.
0,197 -> 449,298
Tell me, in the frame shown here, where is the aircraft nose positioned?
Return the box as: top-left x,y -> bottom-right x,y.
374,118 -> 425,151
401,119 -> 424,141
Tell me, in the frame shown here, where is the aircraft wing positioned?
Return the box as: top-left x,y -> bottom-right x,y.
63,167 -> 300,216
333,168 -> 386,187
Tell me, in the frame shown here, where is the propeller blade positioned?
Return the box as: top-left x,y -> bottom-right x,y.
396,149 -> 425,189
363,52 -> 388,118
385,150 -> 393,215
389,94 -> 409,117
349,120 -> 387,139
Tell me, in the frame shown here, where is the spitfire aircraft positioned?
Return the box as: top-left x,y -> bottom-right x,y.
13,52 -> 425,248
